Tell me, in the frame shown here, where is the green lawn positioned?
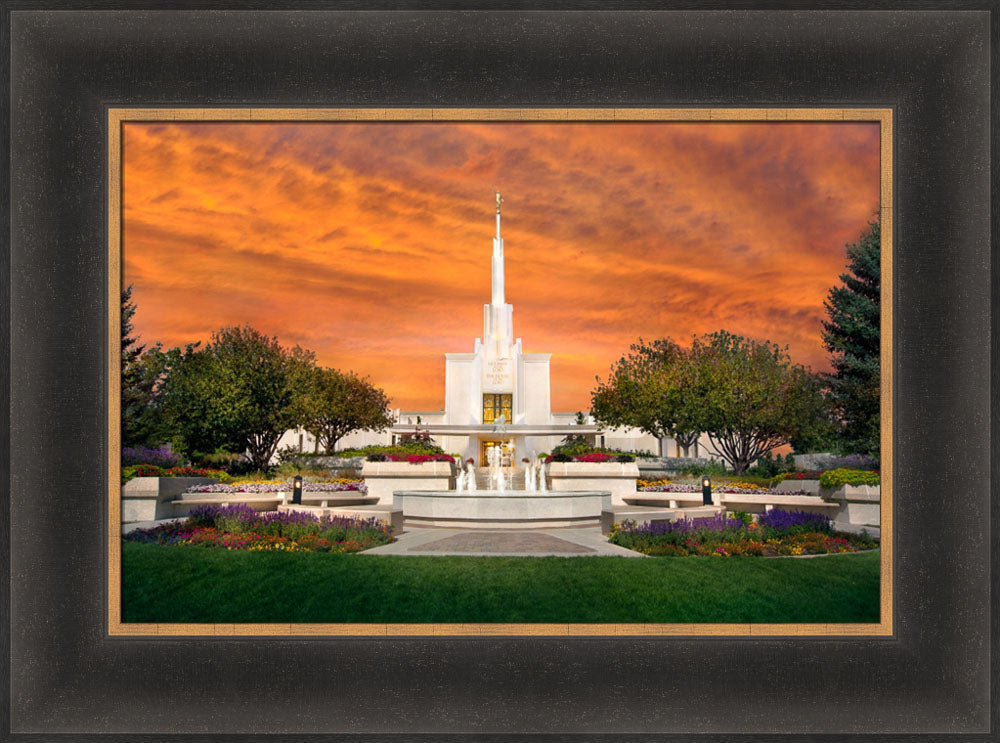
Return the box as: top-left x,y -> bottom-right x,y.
122,542 -> 880,624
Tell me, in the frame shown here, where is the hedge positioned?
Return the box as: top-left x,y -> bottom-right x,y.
819,468 -> 880,488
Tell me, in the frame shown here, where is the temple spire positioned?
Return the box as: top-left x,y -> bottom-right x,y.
491,188 -> 505,305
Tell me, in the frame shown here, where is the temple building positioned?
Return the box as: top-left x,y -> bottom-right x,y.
280,191 -> 711,464
387,189 -> 608,465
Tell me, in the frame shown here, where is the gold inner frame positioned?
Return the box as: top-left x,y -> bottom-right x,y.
107,107 -> 893,638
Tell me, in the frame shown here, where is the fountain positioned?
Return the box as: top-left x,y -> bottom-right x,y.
392,449 -> 610,528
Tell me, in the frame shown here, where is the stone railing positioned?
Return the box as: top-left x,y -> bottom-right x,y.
361,460 -> 455,505
547,461 -> 640,506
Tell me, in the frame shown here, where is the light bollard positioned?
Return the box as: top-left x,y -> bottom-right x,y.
701,476 -> 712,506
292,475 -> 303,505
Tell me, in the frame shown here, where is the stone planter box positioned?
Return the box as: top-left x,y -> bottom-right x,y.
546,461 -> 640,507
820,483 -> 881,529
361,460 -> 455,505
121,476 -> 216,522
775,479 -> 821,495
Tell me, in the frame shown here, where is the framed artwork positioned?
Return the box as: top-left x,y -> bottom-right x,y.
6,5 -> 992,739
108,107 -> 892,637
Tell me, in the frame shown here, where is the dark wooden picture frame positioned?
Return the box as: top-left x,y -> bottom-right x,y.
5,5 -> 993,738
107,105 -> 893,639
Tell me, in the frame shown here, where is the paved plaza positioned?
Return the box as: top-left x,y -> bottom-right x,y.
364,526 -> 644,557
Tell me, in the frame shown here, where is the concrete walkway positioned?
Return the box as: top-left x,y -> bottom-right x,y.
364,526 -> 645,558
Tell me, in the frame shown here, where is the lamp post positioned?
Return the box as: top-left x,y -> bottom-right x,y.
701,476 -> 712,506
292,475 -> 303,505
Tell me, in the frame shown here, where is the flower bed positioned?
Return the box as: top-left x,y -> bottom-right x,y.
365,453 -> 455,464
122,446 -> 180,468
546,452 -> 635,463
122,464 -> 230,485
779,470 -> 824,481
819,468 -> 880,488
187,480 -> 367,494
123,504 -> 393,553
637,478 -> 671,488
827,454 -> 879,470
608,509 -> 878,557
638,482 -> 808,496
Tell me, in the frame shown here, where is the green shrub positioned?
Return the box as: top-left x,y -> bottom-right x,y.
193,450 -> 255,476
548,434 -> 649,462
216,515 -> 251,535
677,461 -> 729,478
122,465 -> 231,485
551,434 -> 591,457
395,430 -> 443,453
729,510 -> 753,526
744,452 -> 795,478
819,468 -> 880,488
271,462 -> 337,479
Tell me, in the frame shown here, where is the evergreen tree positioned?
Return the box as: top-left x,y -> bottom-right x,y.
821,218 -> 881,458
121,285 -> 156,447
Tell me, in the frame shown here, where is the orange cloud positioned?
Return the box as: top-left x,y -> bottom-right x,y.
122,121 -> 880,412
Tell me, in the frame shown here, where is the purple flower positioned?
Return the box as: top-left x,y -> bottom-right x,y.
828,453 -> 879,471
757,508 -> 831,533
187,480 -> 366,494
639,483 -> 806,496
122,446 -> 180,468
187,503 -> 258,526
618,513 -> 748,537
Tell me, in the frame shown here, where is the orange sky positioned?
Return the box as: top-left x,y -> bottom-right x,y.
122,121 -> 880,412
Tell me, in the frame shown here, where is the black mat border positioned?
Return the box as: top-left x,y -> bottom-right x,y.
5,4 -> 994,740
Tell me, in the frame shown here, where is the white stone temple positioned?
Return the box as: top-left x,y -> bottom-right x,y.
279,190 -> 713,464
385,188 -> 645,466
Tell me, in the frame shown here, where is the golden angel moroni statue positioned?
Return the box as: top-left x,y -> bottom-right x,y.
493,187 -> 503,214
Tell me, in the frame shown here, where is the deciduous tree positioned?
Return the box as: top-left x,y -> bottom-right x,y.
591,338 -> 701,456
301,368 -> 394,453
688,331 -> 827,474
160,326 -> 315,469
593,332 -> 827,473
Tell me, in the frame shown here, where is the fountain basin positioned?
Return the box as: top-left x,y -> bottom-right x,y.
393,490 -> 612,529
